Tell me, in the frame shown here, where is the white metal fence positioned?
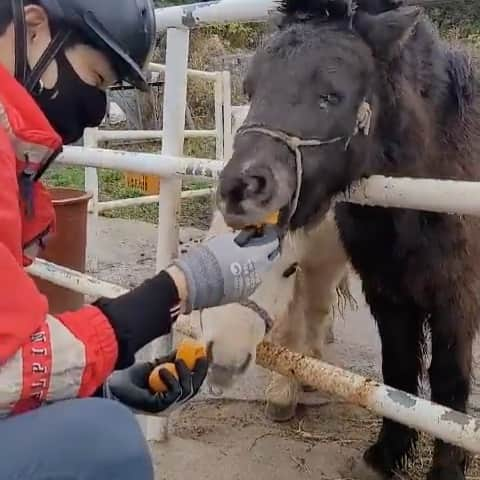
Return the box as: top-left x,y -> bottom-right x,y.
26,0 -> 480,448
84,60 -> 232,272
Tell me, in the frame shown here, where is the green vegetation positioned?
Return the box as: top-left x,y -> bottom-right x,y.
428,3 -> 480,38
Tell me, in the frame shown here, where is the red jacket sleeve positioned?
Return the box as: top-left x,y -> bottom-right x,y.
0,131 -> 118,417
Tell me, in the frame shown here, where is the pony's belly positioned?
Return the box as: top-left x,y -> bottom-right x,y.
334,203 -> 416,300
335,203 -> 397,269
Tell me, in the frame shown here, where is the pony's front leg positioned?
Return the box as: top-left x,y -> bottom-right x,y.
348,288 -> 425,480
265,210 -> 351,421
265,264 -> 346,420
427,304 -> 472,480
265,272 -> 308,422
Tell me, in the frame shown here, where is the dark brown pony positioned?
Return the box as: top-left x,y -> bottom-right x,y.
217,1 -> 480,478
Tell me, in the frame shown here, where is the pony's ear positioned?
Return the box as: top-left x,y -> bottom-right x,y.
354,6 -> 422,60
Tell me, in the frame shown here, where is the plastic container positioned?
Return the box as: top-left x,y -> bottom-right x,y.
34,187 -> 93,314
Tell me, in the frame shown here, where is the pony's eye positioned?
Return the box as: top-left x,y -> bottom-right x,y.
318,93 -> 341,109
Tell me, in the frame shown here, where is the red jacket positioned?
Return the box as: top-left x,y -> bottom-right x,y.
0,65 -> 118,417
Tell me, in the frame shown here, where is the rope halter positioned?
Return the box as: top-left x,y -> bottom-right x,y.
236,100 -> 372,229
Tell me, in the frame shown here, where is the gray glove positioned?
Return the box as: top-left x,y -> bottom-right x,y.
173,226 -> 281,313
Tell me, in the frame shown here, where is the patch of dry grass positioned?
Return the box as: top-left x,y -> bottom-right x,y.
291,407 -> 480,480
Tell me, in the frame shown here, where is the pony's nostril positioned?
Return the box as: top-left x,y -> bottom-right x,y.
243,168 -> 273,202
219,177 -> 249,205
245,175 -> 266,196
220,167 -> 274,206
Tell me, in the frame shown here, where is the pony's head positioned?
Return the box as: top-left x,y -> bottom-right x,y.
218,1 -> 422,230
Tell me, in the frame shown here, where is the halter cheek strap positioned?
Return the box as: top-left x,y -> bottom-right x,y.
236,100 -> 372,229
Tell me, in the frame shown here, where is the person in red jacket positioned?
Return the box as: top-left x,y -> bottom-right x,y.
0,1 -> 280,479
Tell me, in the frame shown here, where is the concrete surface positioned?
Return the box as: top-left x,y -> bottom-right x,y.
86,216 -> 480,480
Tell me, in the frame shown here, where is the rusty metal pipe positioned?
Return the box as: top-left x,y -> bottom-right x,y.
173,323 -> 480,453
255,342 -> 480,454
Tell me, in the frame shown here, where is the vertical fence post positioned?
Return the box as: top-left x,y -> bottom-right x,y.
140,26 -> 190,443
222,70 -> 233,161
84,128 -> 99,273
214,72 -> 225,160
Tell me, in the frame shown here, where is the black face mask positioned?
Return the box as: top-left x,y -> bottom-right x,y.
31,50 -> 107,145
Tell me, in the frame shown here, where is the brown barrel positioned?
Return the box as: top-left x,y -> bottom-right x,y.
34,187 -> 93,314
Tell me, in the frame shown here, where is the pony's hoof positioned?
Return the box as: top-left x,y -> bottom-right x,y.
340,457 -> 389,480
362,432 -> 416,478
427,466 -> 464,480
265,373 -> 299,422
265,400 -> 296,422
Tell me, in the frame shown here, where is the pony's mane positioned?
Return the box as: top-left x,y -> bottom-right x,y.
278,0 -> 353,20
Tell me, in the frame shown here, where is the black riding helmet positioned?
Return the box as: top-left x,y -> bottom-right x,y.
12,0 -> 156,92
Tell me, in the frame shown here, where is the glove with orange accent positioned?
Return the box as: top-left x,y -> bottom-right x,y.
103,352 -> 209,415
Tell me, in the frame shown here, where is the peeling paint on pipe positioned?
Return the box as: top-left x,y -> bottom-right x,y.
256,342 -> 480,454
155,0 -> 278,31
60,146 -> 224,179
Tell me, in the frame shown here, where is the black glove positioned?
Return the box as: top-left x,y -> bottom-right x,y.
94,271 -> 182,370
103,352 -> 209,415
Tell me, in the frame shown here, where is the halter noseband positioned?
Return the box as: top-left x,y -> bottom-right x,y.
235,100 -> 372,228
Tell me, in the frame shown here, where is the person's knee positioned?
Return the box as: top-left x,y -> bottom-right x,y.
0,398 -> 153,480
64,398 -> 154,479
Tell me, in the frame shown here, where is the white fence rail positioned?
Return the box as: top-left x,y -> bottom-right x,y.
60,146 -> 224,177
26,0 -> 480,446
83,59 -> 231,272
155,0 -> 277,30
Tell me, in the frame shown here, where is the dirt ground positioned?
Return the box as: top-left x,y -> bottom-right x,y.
87,216 -> 480,480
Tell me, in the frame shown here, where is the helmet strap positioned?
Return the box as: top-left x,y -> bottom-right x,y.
12,0 -> 27,84
11,0 -> 71,93
24,28 -> 72,93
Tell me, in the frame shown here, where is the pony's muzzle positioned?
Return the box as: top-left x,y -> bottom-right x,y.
206,341 -> 253,388
218,132 -> 296,228
219,165 -> 275,208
